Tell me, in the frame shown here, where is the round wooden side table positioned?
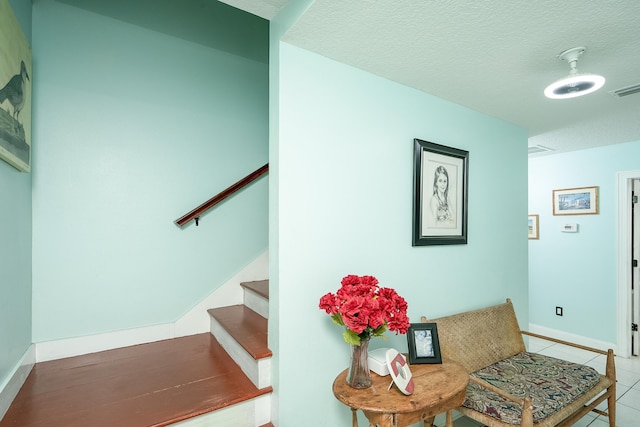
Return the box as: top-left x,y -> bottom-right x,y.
333,360 -> 468,427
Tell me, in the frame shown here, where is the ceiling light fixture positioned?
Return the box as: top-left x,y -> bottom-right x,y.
544,46 -> 605,99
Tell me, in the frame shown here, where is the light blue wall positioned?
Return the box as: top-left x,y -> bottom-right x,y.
267,2 -> 314,425
273,42 -> 529,426
0,0 -> 32,392
529,140 -> 640,344
31,0 -> 268,341
7,0 -> 30,37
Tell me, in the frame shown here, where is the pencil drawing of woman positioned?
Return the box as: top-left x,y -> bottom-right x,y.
429,166 -> 455,226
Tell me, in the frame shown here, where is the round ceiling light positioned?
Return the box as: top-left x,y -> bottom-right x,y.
544,47 -> 605,99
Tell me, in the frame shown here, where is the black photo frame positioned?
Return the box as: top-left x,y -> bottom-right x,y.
412,138 -> 469,246
406,323 -> 442,364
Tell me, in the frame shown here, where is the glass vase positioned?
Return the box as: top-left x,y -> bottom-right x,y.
346,338 -> 372,389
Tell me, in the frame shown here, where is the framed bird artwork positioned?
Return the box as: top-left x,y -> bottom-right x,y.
0,0 -> 32,172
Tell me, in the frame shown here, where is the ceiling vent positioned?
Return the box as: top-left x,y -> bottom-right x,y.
528,145 -> 554,155
609,83 -> 640,98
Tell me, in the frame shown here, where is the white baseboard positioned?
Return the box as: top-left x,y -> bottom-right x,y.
0,344 -> 35,421
35,251 -> 269,362
36,323 -> 175,362
528,323 -> 617,354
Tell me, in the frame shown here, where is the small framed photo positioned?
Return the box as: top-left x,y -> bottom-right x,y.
406,323 -> 442,364
528,214 -> 539,240
552,186 -> 598,215
412,138 -> 469,246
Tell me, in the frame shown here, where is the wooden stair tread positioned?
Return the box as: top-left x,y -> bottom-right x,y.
208,305 -> 272,359
241,280 -> 269,299
0,334 -> 271,427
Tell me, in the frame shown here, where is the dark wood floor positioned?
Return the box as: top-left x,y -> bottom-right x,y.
0,333 -> 272,427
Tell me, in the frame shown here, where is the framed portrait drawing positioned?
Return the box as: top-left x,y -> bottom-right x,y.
528,214 -> 539,239
406,323 -> 442,364
552,186 -> 598,215
412,138 -> 469,246
0,0 -> 32,172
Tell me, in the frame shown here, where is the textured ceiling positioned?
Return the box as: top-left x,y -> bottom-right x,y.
235,0 -> 640,156
279,0 -> 640,156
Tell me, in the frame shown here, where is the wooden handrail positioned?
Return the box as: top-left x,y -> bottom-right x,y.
175,163 -> 269,227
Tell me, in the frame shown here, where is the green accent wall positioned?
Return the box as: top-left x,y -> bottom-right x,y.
0,0 -> 32,391
31,0 -> 269,341
271,41 -> 529,425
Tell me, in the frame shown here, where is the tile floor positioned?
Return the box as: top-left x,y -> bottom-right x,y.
435,337 -> 640,427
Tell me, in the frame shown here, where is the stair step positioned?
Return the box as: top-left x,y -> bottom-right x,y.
0,334 -> 272,427
208,305 -> 272,389
241,280 -> 269,300
241,280 -> 269,319
259,423 -> 275,427
173,393 -> 272,427
208,305 -> 271,360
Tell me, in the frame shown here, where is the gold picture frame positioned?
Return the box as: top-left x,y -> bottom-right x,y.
552,186 -> 598,215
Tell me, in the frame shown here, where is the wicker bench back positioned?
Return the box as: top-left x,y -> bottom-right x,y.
428,299 -> 526,373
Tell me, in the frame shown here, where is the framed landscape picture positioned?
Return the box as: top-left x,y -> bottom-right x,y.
552,186 -> 598,215
412,138 -> 469,246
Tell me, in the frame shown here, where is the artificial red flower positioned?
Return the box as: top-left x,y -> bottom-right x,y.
318,292 -> 338,315
318,275 -> 410,345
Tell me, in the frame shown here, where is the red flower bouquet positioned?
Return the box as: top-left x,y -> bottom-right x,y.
319,275 -> 410,345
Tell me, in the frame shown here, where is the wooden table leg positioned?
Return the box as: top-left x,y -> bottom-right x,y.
445,410 -> 453,427
351,408 -> 358,427
423,416 -> 435,427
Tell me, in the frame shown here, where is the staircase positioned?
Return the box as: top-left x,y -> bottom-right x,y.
181,280 -> 273,427
0,281 -> 273,427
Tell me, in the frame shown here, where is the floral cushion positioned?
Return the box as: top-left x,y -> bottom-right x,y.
462,352 -> 601,424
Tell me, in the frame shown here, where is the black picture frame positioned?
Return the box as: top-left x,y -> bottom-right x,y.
412,138 -> 469,246
406,323 -> 442,364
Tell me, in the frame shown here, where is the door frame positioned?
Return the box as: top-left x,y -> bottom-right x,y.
617,170 -> 640,358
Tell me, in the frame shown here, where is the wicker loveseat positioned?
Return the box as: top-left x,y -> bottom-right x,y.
424,299 -> 616,427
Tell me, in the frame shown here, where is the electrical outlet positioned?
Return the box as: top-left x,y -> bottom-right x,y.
556,306 -> 563,316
